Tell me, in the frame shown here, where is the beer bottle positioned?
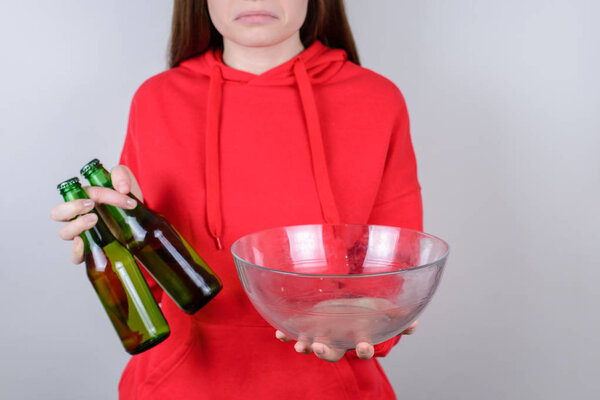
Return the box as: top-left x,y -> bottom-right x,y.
80,159 -> 222,314
57,177 -> 170,355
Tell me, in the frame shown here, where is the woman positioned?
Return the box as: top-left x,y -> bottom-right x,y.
51,0 -> 422,398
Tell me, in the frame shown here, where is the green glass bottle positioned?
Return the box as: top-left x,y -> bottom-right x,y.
58,177 -> 170,355
80,159 -> 223,314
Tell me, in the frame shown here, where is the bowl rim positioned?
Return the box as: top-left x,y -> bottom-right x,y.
230,223 -> 450,278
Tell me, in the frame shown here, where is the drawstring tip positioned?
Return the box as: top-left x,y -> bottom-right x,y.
215,237 -> 223,250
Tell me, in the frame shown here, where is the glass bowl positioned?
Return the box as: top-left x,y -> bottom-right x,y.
231,224 -> 449,349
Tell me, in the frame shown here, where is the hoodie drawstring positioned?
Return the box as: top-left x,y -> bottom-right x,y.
206,65 -> 224,250
293,58 -> 341,225
205,58 -> 341,250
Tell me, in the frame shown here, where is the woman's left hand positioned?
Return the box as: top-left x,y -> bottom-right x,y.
275,320 -> 418,362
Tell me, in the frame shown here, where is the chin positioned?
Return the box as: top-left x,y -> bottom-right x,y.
227,29 -> 293,48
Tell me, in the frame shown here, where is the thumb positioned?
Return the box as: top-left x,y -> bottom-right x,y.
111,165 -> 133,194
111,165 -> 144,202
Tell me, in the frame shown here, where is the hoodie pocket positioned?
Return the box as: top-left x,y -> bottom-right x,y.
131,301 -> 198,398
139,332 -> 197,395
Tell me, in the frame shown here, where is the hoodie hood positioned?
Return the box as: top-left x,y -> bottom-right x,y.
181,41 -> 346,249
196,40 -> 347,85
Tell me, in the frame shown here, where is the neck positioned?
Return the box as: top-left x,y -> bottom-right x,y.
222,34 -> 305,75
81,213 -> 115,253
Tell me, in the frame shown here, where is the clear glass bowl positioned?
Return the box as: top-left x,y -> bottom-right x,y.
231,224 -> 449,349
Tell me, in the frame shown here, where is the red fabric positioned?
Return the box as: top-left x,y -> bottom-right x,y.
205,65 -> 225,249
118,41 -> 422,399
293,58 -> 341,224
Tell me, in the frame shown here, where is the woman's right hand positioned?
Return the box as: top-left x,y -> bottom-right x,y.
50,165 -> 144,264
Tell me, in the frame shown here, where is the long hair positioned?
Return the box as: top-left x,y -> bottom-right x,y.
169,0 -> 360,68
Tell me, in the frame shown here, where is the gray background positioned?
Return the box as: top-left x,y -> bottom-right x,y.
1,0 -> 598,399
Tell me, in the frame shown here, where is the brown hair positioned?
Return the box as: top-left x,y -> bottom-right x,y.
169,0 -> 360,68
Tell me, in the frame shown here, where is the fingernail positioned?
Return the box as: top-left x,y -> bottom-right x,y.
85,214 -> 97,223
117,182 -> 128,193
314,345 -> 324,355
82,200 -> 94,209
126,198 -> 137,209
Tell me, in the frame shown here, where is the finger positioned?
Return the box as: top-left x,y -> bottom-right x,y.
58,214 -> 98,241
401,320 -> 419,335
294,341 -> 313,355
71,236 -> 85,264
112,165 -> 144,201
111,165 -> 133,194
355,342 -> 375,360
275,330 -> 294,342
311,342 -> 346,363
86,186 -> 137,209
50,199 -> 95,222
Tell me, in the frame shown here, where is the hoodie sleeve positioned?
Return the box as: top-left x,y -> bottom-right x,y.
118,96 -> 165,304
360,91 -> 422,358
369,91 -> 422,231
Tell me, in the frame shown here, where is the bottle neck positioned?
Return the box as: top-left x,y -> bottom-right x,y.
86,166 -> 113,189
85,167 -> 146,243
62,186 -> 116,252
80,221 -> 113,253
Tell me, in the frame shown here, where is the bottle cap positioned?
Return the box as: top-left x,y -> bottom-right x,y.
57,177 -> 81,194
81,159 -> 102,177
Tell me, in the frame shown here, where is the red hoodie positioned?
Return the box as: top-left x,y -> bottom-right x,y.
118,41 -> 422,400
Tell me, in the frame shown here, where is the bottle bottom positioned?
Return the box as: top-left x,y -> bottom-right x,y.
127,331 -> 171,355
181,286 -> 223,315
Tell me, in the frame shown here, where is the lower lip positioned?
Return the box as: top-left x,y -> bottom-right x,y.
236,15 -> 277,24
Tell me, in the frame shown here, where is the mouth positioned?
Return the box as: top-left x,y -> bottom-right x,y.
234,9 -> 279,23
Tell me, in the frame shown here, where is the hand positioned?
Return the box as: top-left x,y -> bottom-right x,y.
275,320 -> 419,362
50,165 -> 143,264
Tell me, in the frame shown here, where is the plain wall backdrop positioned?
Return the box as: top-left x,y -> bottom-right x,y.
1,1 -> 598,399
